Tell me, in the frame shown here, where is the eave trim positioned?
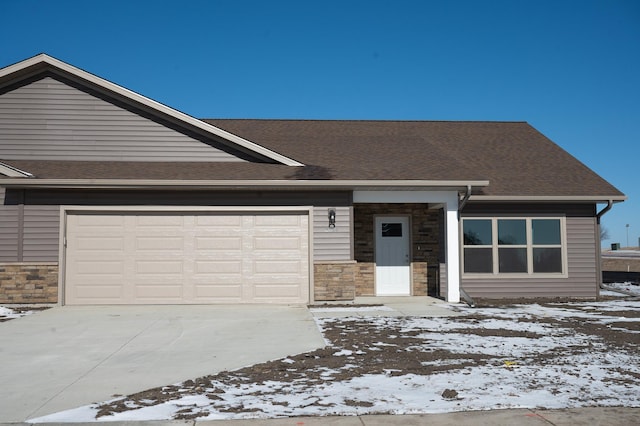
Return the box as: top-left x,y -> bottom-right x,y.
0,162 -> 34,178
0,54 -> 305,167
470,195 -> 627,202
0,178 -> 490,190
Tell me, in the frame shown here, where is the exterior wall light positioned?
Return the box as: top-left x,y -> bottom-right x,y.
328,208 -> 336,228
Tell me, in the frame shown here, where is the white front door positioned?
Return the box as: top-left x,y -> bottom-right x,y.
375,216 -> 411,295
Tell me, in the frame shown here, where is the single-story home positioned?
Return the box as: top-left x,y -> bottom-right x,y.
0,54 -> 626,305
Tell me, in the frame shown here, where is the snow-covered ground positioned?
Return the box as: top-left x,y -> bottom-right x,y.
603,282 -> 640,297
0,306 -> 36,320
28,292 -> 640,423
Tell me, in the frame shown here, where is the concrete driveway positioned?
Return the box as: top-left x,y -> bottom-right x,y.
0,304 -> 324,422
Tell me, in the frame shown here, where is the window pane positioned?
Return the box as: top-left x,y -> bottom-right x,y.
498,248 -> 527,273
464,248 -> 493,273
532,219 -> 561,245
382,223 -> 402,237
533,248 -> 562,273
498,219 -> 526,245
463,220 -> 492,245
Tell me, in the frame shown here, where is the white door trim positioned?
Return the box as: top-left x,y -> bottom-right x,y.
374,215 -> 411,296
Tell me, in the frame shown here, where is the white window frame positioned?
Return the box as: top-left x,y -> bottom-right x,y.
461,216 -> 568,278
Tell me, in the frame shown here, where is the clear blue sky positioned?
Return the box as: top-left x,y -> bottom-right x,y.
2,0 -> 639,247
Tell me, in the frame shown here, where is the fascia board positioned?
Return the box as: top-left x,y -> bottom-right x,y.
0,179 -> 490,190
0,54 -> 305,167
470,195 -> 627,202
0,162 -> 33,178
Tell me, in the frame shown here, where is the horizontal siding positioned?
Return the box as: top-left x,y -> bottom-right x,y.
461,216 -> 598,298
0,205 -> 18,261
0,77 -> 244,162
313,206 -> 352,261
22,206 -> 60,262
9,190 -> 353,263
439,263 -> 447,298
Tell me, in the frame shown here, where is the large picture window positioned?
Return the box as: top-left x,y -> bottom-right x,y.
462,217 -> 565,275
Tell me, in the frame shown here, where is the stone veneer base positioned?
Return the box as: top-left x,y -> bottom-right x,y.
0,263 -> 58,304
313,261 -> 356,301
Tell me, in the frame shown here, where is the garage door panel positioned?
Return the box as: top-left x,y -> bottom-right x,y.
196,215 -> 243,226
194,284 -> 242,298
136,215 -> 185,226
195,236 -> 242,250
195,260 -> 242,274
254,236 -> 302,250
135,260 -> 183,274
135,284 -> 183,299
76,215 -> 125,227
252,284 -> 303,299
135,237 -> 184,250
65,212 -> 309,305
253,214 -> 302,226
253,260 -> 302,274
75,260 -> 124,274
76,236 -> 124,251
74,285 -> 123,300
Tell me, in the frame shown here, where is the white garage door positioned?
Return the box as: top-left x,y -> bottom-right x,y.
64,212 -> 309,305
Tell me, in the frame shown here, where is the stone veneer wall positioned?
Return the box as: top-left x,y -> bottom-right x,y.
353,204 -> 441,296
314,261 -> 356,301
0,263 -> 58,304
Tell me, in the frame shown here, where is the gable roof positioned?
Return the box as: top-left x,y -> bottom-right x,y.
0,56 -> 625,202
0,54 -> 304,166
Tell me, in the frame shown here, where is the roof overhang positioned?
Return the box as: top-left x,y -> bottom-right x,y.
0,178 -> 490,191
0,54 -> 305,167
469,195 -> 627,203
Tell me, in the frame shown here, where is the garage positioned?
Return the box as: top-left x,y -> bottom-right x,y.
63,210 -> 310,305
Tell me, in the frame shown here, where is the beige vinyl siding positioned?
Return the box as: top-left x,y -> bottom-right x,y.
0,77 -> 244,162
23,205 -> 60,261
439,262 -> 447,299
313,206 -> 352,261
18,189 -> 354,263
0,197 -> 18,260
461,216 -> 598,298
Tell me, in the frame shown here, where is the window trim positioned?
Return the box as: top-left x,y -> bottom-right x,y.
461,216 -> 568,279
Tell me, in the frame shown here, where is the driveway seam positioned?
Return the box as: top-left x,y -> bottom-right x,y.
26,317 -> 162,420
527,408 -> 556,425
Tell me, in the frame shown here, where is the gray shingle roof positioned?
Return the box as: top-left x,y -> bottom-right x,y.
1,119 -> 624,199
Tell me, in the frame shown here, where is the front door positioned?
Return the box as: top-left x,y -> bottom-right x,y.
375,216 -> 411,295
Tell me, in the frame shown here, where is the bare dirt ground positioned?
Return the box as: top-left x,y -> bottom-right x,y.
89,295 -> 640,421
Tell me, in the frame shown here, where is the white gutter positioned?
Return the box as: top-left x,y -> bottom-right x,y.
0,54 -> 305,167
0,179 -> 491,190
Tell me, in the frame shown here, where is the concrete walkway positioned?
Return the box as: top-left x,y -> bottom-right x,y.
0,305 -> 324,423
3,407 -> 638,425
199,407 -> 639,425
310,296 -> 463,318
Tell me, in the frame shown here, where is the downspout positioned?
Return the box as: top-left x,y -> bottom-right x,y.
458,185 -> 475,307
457,185 -> 472,220
596,200 -> 614,294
